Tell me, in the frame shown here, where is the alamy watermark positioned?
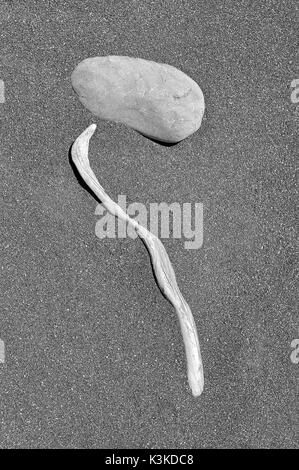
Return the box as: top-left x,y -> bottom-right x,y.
290,79 -> 299,104
290,339 -> 299,364
0,79 -> 4,104
0,339 -> 4,363
95,195 -> 203,249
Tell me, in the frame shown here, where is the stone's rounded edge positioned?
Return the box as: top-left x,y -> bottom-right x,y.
71,56 -> 205,143
71,58 -> 108,117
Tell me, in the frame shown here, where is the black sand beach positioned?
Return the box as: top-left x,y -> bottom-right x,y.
0,0 -> 298,448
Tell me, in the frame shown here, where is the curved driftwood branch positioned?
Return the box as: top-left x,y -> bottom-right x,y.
71,124 -> 204,397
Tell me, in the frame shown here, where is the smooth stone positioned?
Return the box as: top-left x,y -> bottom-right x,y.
71,56 -> 205,143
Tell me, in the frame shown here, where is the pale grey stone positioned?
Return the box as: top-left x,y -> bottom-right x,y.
71,56 -> 205,143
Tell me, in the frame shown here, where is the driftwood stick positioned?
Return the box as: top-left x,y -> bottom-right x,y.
71,124 -> 204,397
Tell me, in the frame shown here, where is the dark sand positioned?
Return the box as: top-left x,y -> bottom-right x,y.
0,0 -> 298,449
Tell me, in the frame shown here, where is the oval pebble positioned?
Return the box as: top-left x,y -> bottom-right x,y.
71,56 -> 205,143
